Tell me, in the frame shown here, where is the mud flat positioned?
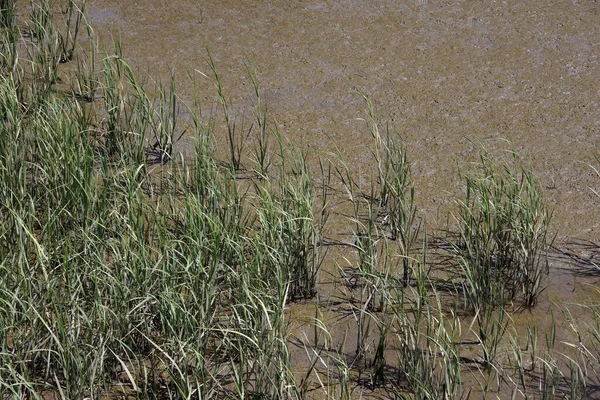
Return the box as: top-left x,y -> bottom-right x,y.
88,0 -> 599,241
84,1 -> 600,397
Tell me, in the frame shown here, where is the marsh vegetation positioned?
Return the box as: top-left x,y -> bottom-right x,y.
1,2 -> 600,399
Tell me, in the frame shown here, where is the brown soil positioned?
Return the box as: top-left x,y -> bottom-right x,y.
84,0 -> 600,398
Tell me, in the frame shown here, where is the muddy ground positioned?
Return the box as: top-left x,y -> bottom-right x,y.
83,0 -> 600,397
86,0 -> 599,242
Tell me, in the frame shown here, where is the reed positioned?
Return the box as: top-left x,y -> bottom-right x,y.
253,133 -> 323,301
145,72 -> 185,164
205,53 -> 249,171
2,2 -> 600,399
245,58 -> 273,176
360,94 -> 419,286
389,246 -> 452,399
57,0 -> 87,63
0,0 -> 16,28
69,21 -> 98,104
453,150 -> 551,310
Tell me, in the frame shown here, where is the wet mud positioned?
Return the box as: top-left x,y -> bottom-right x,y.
83,0 -> 600,397
86,0 -> 599,240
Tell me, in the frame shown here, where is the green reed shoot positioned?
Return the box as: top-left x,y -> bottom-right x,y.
0,0 -> 15,28
454,150 -> 551,310
57,0 -> 87,63
69,21 -> 98,103
253,136 -> 322,301
360,93 -> 418,286
206,53 -> 248,171
146,72 -> 185,164
245,58 -> 273,176
26,0 -> 61,99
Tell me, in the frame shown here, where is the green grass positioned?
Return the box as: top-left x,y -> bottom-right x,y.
453,150 -> 552,310
1,2 -> 599,399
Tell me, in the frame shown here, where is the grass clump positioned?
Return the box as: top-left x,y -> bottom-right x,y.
361,95 -> 418,286
0,2 -> 323,397
453,150 -> 552,311
253,140 -> 324,301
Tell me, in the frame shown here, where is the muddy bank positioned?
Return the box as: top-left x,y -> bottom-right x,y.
85,0 -> 599,243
